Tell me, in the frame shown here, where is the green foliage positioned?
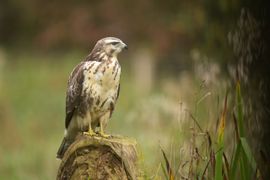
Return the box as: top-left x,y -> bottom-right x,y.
229,81 -> 257,180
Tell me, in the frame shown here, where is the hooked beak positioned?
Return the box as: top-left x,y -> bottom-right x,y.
121,42 -> 128,50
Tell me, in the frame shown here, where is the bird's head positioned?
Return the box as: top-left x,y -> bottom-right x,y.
95,37 -> 128,57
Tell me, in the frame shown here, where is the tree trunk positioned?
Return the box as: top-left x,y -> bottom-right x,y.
229,5 -> 270,178
57,135 -> 138,180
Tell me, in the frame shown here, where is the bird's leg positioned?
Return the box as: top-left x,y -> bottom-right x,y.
83,111 -> 96,136
99,121 -> 110,138
98,112 -> 111,138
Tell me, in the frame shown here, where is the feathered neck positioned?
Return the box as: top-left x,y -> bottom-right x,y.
85,47 -> 117,62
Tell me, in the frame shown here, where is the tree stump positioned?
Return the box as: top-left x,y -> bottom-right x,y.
57,135 -> 138,180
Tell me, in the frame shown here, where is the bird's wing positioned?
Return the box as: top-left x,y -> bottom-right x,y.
65,62 -> 85,129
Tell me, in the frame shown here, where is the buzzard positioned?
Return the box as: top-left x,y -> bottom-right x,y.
57,37 -> 127,159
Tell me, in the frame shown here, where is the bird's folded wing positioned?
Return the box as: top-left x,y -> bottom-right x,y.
65,62 -> 85,129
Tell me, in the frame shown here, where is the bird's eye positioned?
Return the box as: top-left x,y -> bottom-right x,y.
111,42 -> 118,45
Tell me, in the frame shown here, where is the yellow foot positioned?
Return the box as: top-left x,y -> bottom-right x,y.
83,129 -> 96,136
98,131 -> 111,138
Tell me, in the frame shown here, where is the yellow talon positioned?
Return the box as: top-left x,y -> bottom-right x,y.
99,131 -> 111,138
83,128 -> 96,136
99,123 -> 111,138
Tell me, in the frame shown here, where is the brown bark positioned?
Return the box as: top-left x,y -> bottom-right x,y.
57,135 -> 138,180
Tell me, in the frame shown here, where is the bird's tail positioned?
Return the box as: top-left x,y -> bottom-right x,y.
56,137 -> 71,159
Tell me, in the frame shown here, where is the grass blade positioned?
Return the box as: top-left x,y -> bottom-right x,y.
232,113 -> 240,142
230,141 -> 241,179
210,149 -> 216,178
202,159 -> 211,179
240,138 -> 257,171
223,152 -> 230,178
215,148 -> 223,180
235,82 -> 255,179
160,147 -> 174,180
236,81 -> 245,137
161,162 -> 169,180
215,93 -> 228,180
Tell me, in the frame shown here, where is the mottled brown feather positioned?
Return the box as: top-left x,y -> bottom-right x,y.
65,62 -> 85,128
65,43 -> 104,128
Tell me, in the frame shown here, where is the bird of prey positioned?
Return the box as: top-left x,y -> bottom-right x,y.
57,37 -> 127,159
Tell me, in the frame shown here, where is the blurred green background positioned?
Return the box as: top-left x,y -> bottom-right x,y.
0,0 -> 246,179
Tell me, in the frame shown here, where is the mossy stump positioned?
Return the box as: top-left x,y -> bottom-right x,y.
57,135 -> 138,180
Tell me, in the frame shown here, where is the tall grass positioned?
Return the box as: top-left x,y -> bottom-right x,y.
229,82 -> 257,180
159,81 -> 259,180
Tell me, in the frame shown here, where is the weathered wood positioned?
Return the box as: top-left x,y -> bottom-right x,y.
57,135 -> 138,180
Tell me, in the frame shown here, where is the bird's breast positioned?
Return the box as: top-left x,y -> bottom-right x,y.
82,59 -> 121,113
